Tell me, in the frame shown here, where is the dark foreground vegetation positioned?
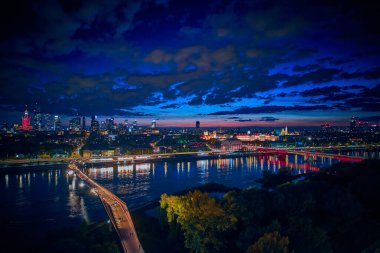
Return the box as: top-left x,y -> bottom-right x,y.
4,221 -> 121,253
38,222 -> 121,253
154,160 -> 380,253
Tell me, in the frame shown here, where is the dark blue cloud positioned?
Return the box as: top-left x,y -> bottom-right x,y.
0,0 -> 380,124
300,86 -> 342,97
260,117 -> 279,122
160,103 -> 180,109
235,119 -> 253,122
208,105 -> 332,115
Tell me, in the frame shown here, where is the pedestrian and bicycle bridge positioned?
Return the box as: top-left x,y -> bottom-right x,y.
69,162 -> 144,253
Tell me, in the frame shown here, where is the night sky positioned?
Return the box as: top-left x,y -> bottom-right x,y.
1,0 -> 380,127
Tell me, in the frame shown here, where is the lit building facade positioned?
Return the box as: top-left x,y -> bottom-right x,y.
235,134 -> 279,142
20,109 -> 33,130
54,115 -> 62,131
69,117 -> 81,131
91,115 -> 100,132
221,139 -> 242,151
33,104 -> 42,131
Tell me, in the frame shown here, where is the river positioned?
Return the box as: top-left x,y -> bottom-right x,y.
1,152 -> 379,252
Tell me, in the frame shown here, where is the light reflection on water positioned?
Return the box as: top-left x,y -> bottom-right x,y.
1,151 -> 379,245
0,167 -> 106,248
84,154 -> 349,209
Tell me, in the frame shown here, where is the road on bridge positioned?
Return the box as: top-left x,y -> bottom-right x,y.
69,162 -> 144,253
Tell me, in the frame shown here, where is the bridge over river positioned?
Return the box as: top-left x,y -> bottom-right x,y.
257,148 -> 365,162
68,162 -> 144,253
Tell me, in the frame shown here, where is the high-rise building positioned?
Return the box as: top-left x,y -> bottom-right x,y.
100,121 -> 106,130
106,117 -> 115,130
133,120 -> 137,128
91,115 -> 100,132
69,117 -> 81,131
196,121 -> 200,129
21,107 -> 33,130
350,117 -> 357,132
43,113 -> 54,131
82,116 -> 86,130
33,103 -> 42,131
54,115 -> 62,131
151,119 -> 157,128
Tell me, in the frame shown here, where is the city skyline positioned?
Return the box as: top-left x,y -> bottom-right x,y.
3,104 -> 380,128
5,108 -> 379,128
1,0 -> 380,126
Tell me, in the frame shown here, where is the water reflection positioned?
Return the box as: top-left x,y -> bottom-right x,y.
83,154 -> 353,210
66,172 -> 90,222
1,151 -> 379,228
5,174 -> 8,189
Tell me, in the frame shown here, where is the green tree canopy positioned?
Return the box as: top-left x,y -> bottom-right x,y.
160,190 -> 237,253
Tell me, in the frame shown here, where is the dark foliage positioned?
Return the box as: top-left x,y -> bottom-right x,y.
33,222 -> 121,253
159,160 -> 380,253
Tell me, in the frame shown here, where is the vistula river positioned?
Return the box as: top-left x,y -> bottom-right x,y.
1,151 -> 379,252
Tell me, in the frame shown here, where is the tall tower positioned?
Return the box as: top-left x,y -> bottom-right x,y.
54,115 -> 62,131
90,115 -> 100,132
350,117 -> 357,132
196,121 -> 200,130
69,117 -> 81,131
82,116 -> 86,130
43,113 -> 53,131
151,120 -> 156,128
33,103 -> 42,131
21,107 -> 33,130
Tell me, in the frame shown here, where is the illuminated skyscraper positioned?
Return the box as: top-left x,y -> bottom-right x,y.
21,107 -> 33,130
91,115 -> 100,132
54,115 -> 62,131
33,103 -> 42,131
350,117 -> 357,132
69,117 -> 81,131
151,120 -> 157,128
106,117 -> 115,130
196,121 -> 200,129
43,113 -> 53,131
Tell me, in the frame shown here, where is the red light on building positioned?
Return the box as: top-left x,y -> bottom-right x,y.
20,108 -> 33,130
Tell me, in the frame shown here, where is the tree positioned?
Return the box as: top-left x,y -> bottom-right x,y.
160,190 -> 237,253
246,231 -> 289,253
287,218 -> 332,253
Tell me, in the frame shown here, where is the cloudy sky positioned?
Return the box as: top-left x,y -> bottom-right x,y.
1,0 -> 380,126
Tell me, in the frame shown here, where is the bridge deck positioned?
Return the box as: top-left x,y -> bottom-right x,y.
257,148 -> 365,162
69,163 -> 144,253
